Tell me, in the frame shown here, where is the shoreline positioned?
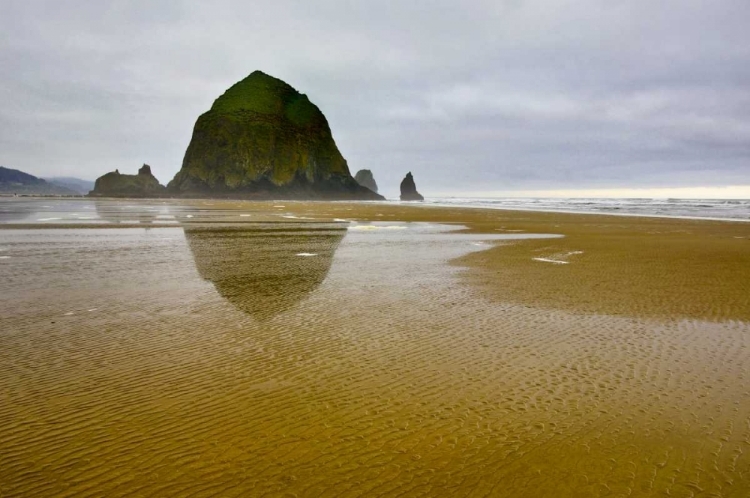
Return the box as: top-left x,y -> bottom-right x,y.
412,199 -> 750,223
3,198 -> 749,322
3,194 -> 750,223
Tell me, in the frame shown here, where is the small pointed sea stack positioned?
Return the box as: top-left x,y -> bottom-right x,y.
399,172 -> 424,201
354,169 -> 378,193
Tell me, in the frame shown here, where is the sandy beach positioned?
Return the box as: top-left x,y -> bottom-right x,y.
1,198 -> 750,497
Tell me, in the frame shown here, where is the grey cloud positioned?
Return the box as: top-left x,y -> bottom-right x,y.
1,0 -> 748,196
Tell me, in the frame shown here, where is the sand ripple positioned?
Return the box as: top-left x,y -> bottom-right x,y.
1,210 -> 749,496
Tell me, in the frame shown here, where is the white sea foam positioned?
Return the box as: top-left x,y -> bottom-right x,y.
418,197 -> 750,222
296,253 -> 318,257
37,218 -> 61,221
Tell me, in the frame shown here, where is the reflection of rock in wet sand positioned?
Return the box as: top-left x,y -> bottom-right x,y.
184,225 -> 345,320
94,201 -> 162,224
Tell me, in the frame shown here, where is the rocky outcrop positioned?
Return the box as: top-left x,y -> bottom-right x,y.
354,169 -> 378,193
89,164 -> 166,197
399,172 -> 424,201
168,70 -> 383,200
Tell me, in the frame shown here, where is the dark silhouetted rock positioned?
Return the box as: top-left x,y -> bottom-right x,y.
168,70 -> 384,200
89,164 -> 167,197
354,169 -> 378,193
400,172 -> 424,201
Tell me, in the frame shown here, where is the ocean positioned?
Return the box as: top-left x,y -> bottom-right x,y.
409,197 -> 750,221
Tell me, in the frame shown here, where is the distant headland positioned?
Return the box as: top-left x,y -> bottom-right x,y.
0,166 -> 80,196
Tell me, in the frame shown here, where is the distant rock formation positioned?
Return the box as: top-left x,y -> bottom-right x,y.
354,169 -> 378,193
400,172 -> 424,201
168,70 -> 384,200
89,164 -> 167,197
0,166 -> 79,195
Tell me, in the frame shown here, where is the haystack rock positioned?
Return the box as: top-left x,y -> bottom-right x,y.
354,169 -> 378,193
168,70 -> 384,200
399,172 -> 424,201
89,164 -> 166,197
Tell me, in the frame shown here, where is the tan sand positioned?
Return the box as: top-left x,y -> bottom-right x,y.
1,198 -> 749,497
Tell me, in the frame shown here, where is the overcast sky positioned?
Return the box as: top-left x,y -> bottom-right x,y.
1,0 -> 749,197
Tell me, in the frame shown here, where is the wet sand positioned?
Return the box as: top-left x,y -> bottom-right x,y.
1,198 -> 750,497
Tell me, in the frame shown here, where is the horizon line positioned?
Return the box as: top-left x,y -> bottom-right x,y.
426,185 -> 750,200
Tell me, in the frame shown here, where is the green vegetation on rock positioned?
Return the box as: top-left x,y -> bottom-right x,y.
89,164 -> 166,198
168,71 -> 383,200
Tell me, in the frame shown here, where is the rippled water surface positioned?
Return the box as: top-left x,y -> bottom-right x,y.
1,199 -> 750,497
423,196 -> 750,221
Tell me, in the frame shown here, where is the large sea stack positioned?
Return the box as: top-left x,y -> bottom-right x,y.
168,71 -> 383,200
89,164 -> 166,197
400,172 -> 424,201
